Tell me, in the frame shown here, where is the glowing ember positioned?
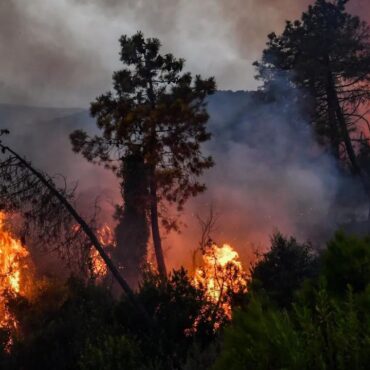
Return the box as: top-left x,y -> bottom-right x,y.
194,242 -> 247,319
0,212 -> 30,328
91,224 -> 116,279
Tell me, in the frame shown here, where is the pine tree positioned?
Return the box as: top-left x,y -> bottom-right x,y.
71,32 -> 215,276
254,0 -> 370,213
114,153 -> 149,288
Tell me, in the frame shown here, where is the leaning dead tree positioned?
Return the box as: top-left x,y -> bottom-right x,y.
0,131 -> 153,328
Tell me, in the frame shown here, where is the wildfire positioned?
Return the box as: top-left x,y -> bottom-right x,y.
91,224 -> 116,279
0,212 -> 31,328
194,242 -> 247,319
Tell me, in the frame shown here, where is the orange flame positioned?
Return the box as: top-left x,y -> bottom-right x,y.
194,242 -> 247,320
90,224 -> 116,279
0,212 -> 31,328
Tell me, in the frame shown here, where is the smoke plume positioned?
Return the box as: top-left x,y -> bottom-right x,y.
1,0 -> 368,107
1,0 -> 369,272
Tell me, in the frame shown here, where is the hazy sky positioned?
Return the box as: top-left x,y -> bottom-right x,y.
0,0 -> 368,107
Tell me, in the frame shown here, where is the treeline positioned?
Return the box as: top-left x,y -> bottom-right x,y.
0,0 -> 369,369
0,232 -> 369,369
68,0 -> 370,288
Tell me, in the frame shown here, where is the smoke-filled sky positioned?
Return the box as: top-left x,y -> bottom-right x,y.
1,0 -> 368,107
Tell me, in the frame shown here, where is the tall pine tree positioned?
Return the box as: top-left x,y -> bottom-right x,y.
71,32 -> 215,276
255,0 -> 370,214
114,153 -> 149,288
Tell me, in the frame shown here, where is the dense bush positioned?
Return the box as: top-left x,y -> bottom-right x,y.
5,278 -> 116,370
214,287 -> 370,370
214,233 -> 370,370
79,335 -> 142,370
0,233 -> 369,370
322,232 -> 370,295
249,232 -> 319,307
114,268 -> 223,368
0,269 -> 224,370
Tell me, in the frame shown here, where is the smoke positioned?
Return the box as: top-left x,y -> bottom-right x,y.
0,90 -> 367,273
165,85 -> 366,270
220,0 -> 370,59
1,0 -> 368,107
0,0 -> 121,107
1,0 -> 369,272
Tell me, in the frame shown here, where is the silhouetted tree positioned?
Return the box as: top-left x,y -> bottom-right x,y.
71,32 -> 215,276
255,0 -> 370,212
322,232 -> 370,295
114,153 -> 149,288
116,268 -> 223,369
250,233 -> 319,307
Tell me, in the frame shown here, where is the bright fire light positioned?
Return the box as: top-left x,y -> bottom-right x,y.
0,212 -> 31,328
194,242 -> 247,319
91,224 -> 116,279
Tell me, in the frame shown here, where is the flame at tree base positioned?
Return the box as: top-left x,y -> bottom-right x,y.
91,224 -> 116,279
0,211 -> 247,332
0,212 -> 32,329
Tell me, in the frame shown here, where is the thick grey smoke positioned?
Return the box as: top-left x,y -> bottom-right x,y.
1,0 -> 369,272
0,91 -> 366,271
166,87 -> 366,269
1,0 -> 368,107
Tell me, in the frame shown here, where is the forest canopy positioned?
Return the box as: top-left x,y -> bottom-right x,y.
0,1 -> 369,369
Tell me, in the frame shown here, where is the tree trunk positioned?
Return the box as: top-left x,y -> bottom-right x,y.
326,70 -> 370,222
325,90 -> 341,159
333,96 -> 370,221
149,166 -> 167,276
324,57 -> 341,159
146,77 -> 167,276
115,154 -> 149,289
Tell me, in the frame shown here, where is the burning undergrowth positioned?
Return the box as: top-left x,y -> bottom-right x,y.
194,242 -> 247,321
0,206 -> 246,333
0,212 -> 33,330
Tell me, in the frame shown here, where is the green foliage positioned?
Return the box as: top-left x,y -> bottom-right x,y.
214,231 -> 370,370
214,286 -> 370,370
1,269 -> 224,370
70,31 -> 216,216
250,232 -> 319,307
7,278 -> 116,370
79,335 -> 142,370
70,31 -> 216,275
322,232 -> 370,295
213,298 -> 302,370
254,0 -> 370,162
115,268 -> 223,368
182,340 -> 221,370
2,232 -> 370,370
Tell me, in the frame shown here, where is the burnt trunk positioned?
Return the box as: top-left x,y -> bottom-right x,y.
149,166 -> 167,276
